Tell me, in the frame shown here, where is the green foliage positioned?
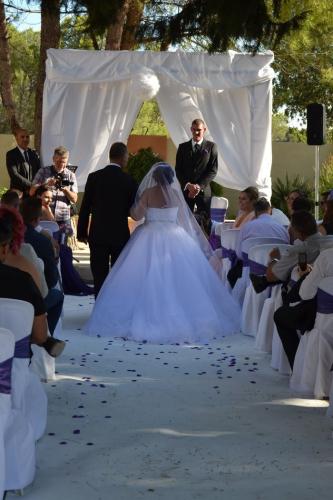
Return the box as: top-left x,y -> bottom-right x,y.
126,147 -> 163,184
271,173 -> 311,213
0,187 -> 8,198
131,100 -> 168,136
140,0 -> 311,53
60,15 -> 103,49
272,0 -> 333,128
0,25 -> 39,133
320,155 -> 333,193
211,181 -> 224,197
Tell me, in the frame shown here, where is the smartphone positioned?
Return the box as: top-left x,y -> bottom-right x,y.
298,252 -> 307,271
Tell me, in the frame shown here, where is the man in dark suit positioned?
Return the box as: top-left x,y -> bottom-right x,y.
175,118 -> 218,218
6,128 -> 41,196
77,142 -> 138,297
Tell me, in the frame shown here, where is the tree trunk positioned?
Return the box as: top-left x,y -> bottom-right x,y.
0,0 -> 20,132
34,0 -> 60,154
105,0 -> 131,50
120,0 -> 145,50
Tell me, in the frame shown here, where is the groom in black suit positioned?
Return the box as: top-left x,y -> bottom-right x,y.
6,128 -> 41,196
175,118 -> 218,217
77,142 -> 137,297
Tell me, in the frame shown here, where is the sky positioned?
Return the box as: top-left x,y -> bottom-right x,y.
5,1 -> 40,31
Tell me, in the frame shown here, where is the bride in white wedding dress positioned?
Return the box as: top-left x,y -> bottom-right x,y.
85,162 -> 240,343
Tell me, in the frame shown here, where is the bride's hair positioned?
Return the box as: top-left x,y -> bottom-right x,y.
152,163 -> 175,186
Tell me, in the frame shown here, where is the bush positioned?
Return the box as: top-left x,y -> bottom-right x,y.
126,147 -> 163,184
211,181 -> 224,197
271,174 -> 312,214
320,155 -> 333,194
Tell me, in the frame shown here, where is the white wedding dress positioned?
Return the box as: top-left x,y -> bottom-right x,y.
85,206 -> 241,344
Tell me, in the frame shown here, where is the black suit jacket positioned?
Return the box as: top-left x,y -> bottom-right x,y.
175,139 -> 218,198
77,165 -> 138,246
6,146 -> 41,193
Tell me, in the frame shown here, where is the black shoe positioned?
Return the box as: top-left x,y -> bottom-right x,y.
43,337 -> 66,358
250,273 -> 269,294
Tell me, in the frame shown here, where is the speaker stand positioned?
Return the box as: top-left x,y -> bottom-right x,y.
314,145 -> 320,221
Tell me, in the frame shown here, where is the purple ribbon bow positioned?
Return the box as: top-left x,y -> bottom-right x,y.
0,357 -> 13,394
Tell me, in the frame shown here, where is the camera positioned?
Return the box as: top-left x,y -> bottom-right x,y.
298,252 -> 307,271
54,172 -> 74,189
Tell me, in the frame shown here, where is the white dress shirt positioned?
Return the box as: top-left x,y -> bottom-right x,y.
299,248 -> 333,300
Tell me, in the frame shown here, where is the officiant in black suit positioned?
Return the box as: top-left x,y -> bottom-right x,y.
175,118 -> 218,218
77,142 -> 138,297
6,128 -> 41,196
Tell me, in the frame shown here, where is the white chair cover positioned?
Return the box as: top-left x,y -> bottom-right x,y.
30,342 -> 56,382
233,237 -> 289,306
256,263 -> 297,354
0,328 -> 36,492
210,196 -> 229,222
255,284 -> 282,353
291,277 -> 333,399
241,243 -> 291,337
220,229 -> 240,284
0,298 -> 48,441
0,328 -> 15,499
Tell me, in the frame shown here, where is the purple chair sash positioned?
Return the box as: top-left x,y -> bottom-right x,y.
249,260 -> 267,275
210,208 -> 226,223
0,357 -> 13,394
14,335 -> 30,359
241,252 -> 249,267
317,289 -> 333,314
209,233 -> 221,250
221,248 -> 238,267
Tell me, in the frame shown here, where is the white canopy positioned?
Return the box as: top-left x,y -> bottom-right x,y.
42,49 -> 275,195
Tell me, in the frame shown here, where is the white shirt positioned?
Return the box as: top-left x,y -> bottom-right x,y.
299,248 -> 333,300
236,213 -> 290,258
191,139 -> 204,150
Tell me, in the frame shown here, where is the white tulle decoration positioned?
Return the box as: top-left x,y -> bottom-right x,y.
132,70 -> 160,100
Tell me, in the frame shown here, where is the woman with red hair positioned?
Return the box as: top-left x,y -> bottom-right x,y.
0,205 -> 46,296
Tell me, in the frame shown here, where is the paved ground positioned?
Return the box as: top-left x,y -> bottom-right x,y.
13,290 -> 333,500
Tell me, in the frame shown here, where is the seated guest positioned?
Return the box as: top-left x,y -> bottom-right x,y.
232,186 -> 259,228
0,209 -> 64,357
0,206 -> 46,297
320,190 -> 332,214
33,185 -> 55,221
318,192 -> 333,235
274,247 -> 333,370
228,198 -> 289,288
288,197 -> 314,243
291,196 -> 313,213
20,197 -> 64,338
1,189 -> 20,210
250,211 -> 332,294
285,189 -> 308,216
236,198 -> 289,258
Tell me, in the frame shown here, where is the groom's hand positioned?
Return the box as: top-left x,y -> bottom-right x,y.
186,183 -> 200,199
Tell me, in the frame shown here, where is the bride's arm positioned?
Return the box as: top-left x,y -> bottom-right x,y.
130,191 -> 148,221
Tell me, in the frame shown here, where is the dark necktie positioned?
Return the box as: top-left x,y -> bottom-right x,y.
194,143 -> 201,154
24,150 -> 31,180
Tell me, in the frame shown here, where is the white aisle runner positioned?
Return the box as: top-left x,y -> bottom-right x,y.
21,296 -> 332,500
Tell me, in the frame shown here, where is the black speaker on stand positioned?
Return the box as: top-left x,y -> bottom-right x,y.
307,103 -> 326,220
307,103 -> 326,145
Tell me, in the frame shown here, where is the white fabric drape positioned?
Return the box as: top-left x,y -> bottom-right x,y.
42,49 -> 275,194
